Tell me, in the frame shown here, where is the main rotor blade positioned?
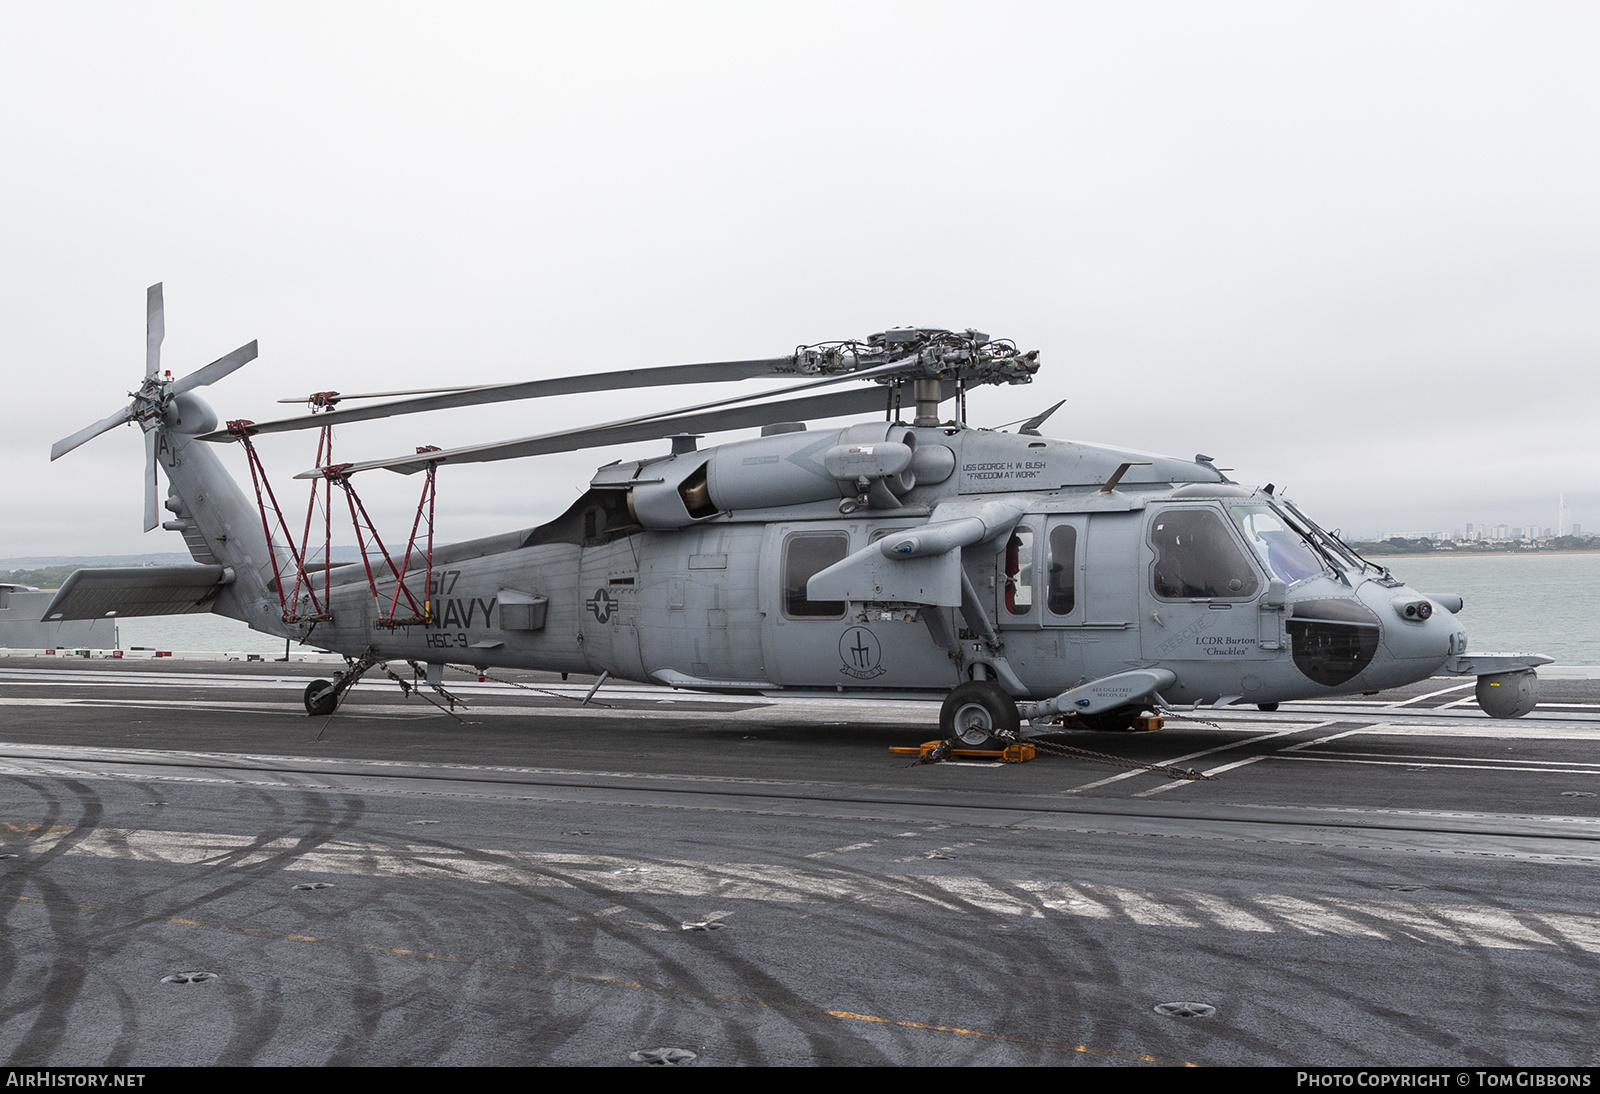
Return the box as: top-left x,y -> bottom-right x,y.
146,283 -> 164,379
295,360 -> 916,477
51,405 -> 134,461
275,385 -> 484,404
206,357 -> 795,441
307,385 -> 905,477
143,429 -> 159,532
168,340 -> 258,396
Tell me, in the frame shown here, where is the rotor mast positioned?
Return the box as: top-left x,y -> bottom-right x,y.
912,378 -> 944,426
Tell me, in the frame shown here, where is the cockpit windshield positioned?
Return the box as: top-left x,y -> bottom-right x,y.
1228,505 -> 1330,585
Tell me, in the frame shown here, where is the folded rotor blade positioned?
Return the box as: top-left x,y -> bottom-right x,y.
146,283 -> 164,379
51,405 -> 135,461
275,385 -> 483,404
204,357 -> 795,442
168,340 -> 258,396
300,361 -> 921,476
305,382 -> 939,478
328,387 -> 891,476
143,429 -> 159,532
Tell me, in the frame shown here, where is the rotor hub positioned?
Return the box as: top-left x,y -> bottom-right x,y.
789,328 -> 1039,389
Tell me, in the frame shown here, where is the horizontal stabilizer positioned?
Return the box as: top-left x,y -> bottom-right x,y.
41,565 -> 232,621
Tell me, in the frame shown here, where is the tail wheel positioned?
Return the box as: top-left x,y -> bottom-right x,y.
940,681 -> 1021,748
304,679 -> 337,717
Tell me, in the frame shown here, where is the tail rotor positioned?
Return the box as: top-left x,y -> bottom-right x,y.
50,282 -> 257,532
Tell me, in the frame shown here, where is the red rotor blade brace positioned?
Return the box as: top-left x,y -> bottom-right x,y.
225,420 -> 439,629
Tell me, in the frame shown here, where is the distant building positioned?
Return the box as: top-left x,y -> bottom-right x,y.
0,584 -> 118,649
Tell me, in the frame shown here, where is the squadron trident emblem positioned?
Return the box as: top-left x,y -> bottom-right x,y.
838,627 -> 885,680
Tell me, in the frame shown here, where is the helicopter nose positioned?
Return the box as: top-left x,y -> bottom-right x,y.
1378,590 -> 1464,662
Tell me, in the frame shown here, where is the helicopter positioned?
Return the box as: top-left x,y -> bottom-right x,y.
44,284 -> 1551,745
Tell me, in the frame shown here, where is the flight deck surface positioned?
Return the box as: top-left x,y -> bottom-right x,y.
1,657 -> 1598,1066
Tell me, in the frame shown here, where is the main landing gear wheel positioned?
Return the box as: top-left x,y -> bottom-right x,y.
304,679 -> 337,717
1077,706 -> 1141,732
940,681 -> 1021,748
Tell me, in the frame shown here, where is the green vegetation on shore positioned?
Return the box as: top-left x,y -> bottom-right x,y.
2,566 -> 78,590
1349,536 -> 1600,556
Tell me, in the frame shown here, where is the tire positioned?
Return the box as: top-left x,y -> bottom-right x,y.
1077,706 -> 1140,732
304,679 -> 338,717
940,681 -> 1021,748
1256,701 -> 1280,712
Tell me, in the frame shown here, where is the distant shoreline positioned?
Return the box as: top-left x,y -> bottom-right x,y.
1369,549 -> 1600,559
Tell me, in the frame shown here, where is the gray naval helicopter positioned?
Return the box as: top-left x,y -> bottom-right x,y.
47,285 -> 1551,744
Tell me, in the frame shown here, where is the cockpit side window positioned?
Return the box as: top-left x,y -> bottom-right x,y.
1150,508 -> 1260,599
1228,505 -> 1325,585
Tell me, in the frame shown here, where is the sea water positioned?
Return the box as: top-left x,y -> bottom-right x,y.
1378,552 -> 1600,665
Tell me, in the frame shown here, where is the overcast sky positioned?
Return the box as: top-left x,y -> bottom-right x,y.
3,2 -> 1596,559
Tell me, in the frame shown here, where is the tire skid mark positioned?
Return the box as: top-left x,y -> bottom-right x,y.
0,781 -> 377,1065
380,831 -> 798,1065
752,846 -> 1115,1061
21,815 -> 1600,956
0,779 -> 106,1061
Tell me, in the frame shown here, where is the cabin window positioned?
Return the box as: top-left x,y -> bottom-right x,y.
783,531 -> 849,619
1002,529 -> 1034,615
1150,508 -> 1259,599
1046,525 -> 1077,615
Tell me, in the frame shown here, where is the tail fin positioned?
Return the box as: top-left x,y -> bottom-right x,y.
153,419 -> 283,631
51,284 -> 283,635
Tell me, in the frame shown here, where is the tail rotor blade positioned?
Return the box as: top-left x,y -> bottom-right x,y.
51,405 -> 135,461
143,429 -> 159,532
146,283 -> 164,379
169,340 -> 257,396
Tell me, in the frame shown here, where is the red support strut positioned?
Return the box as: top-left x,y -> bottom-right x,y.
224,421 -> 441,631
327,448 -> 440,628
229,419 -> 332,624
